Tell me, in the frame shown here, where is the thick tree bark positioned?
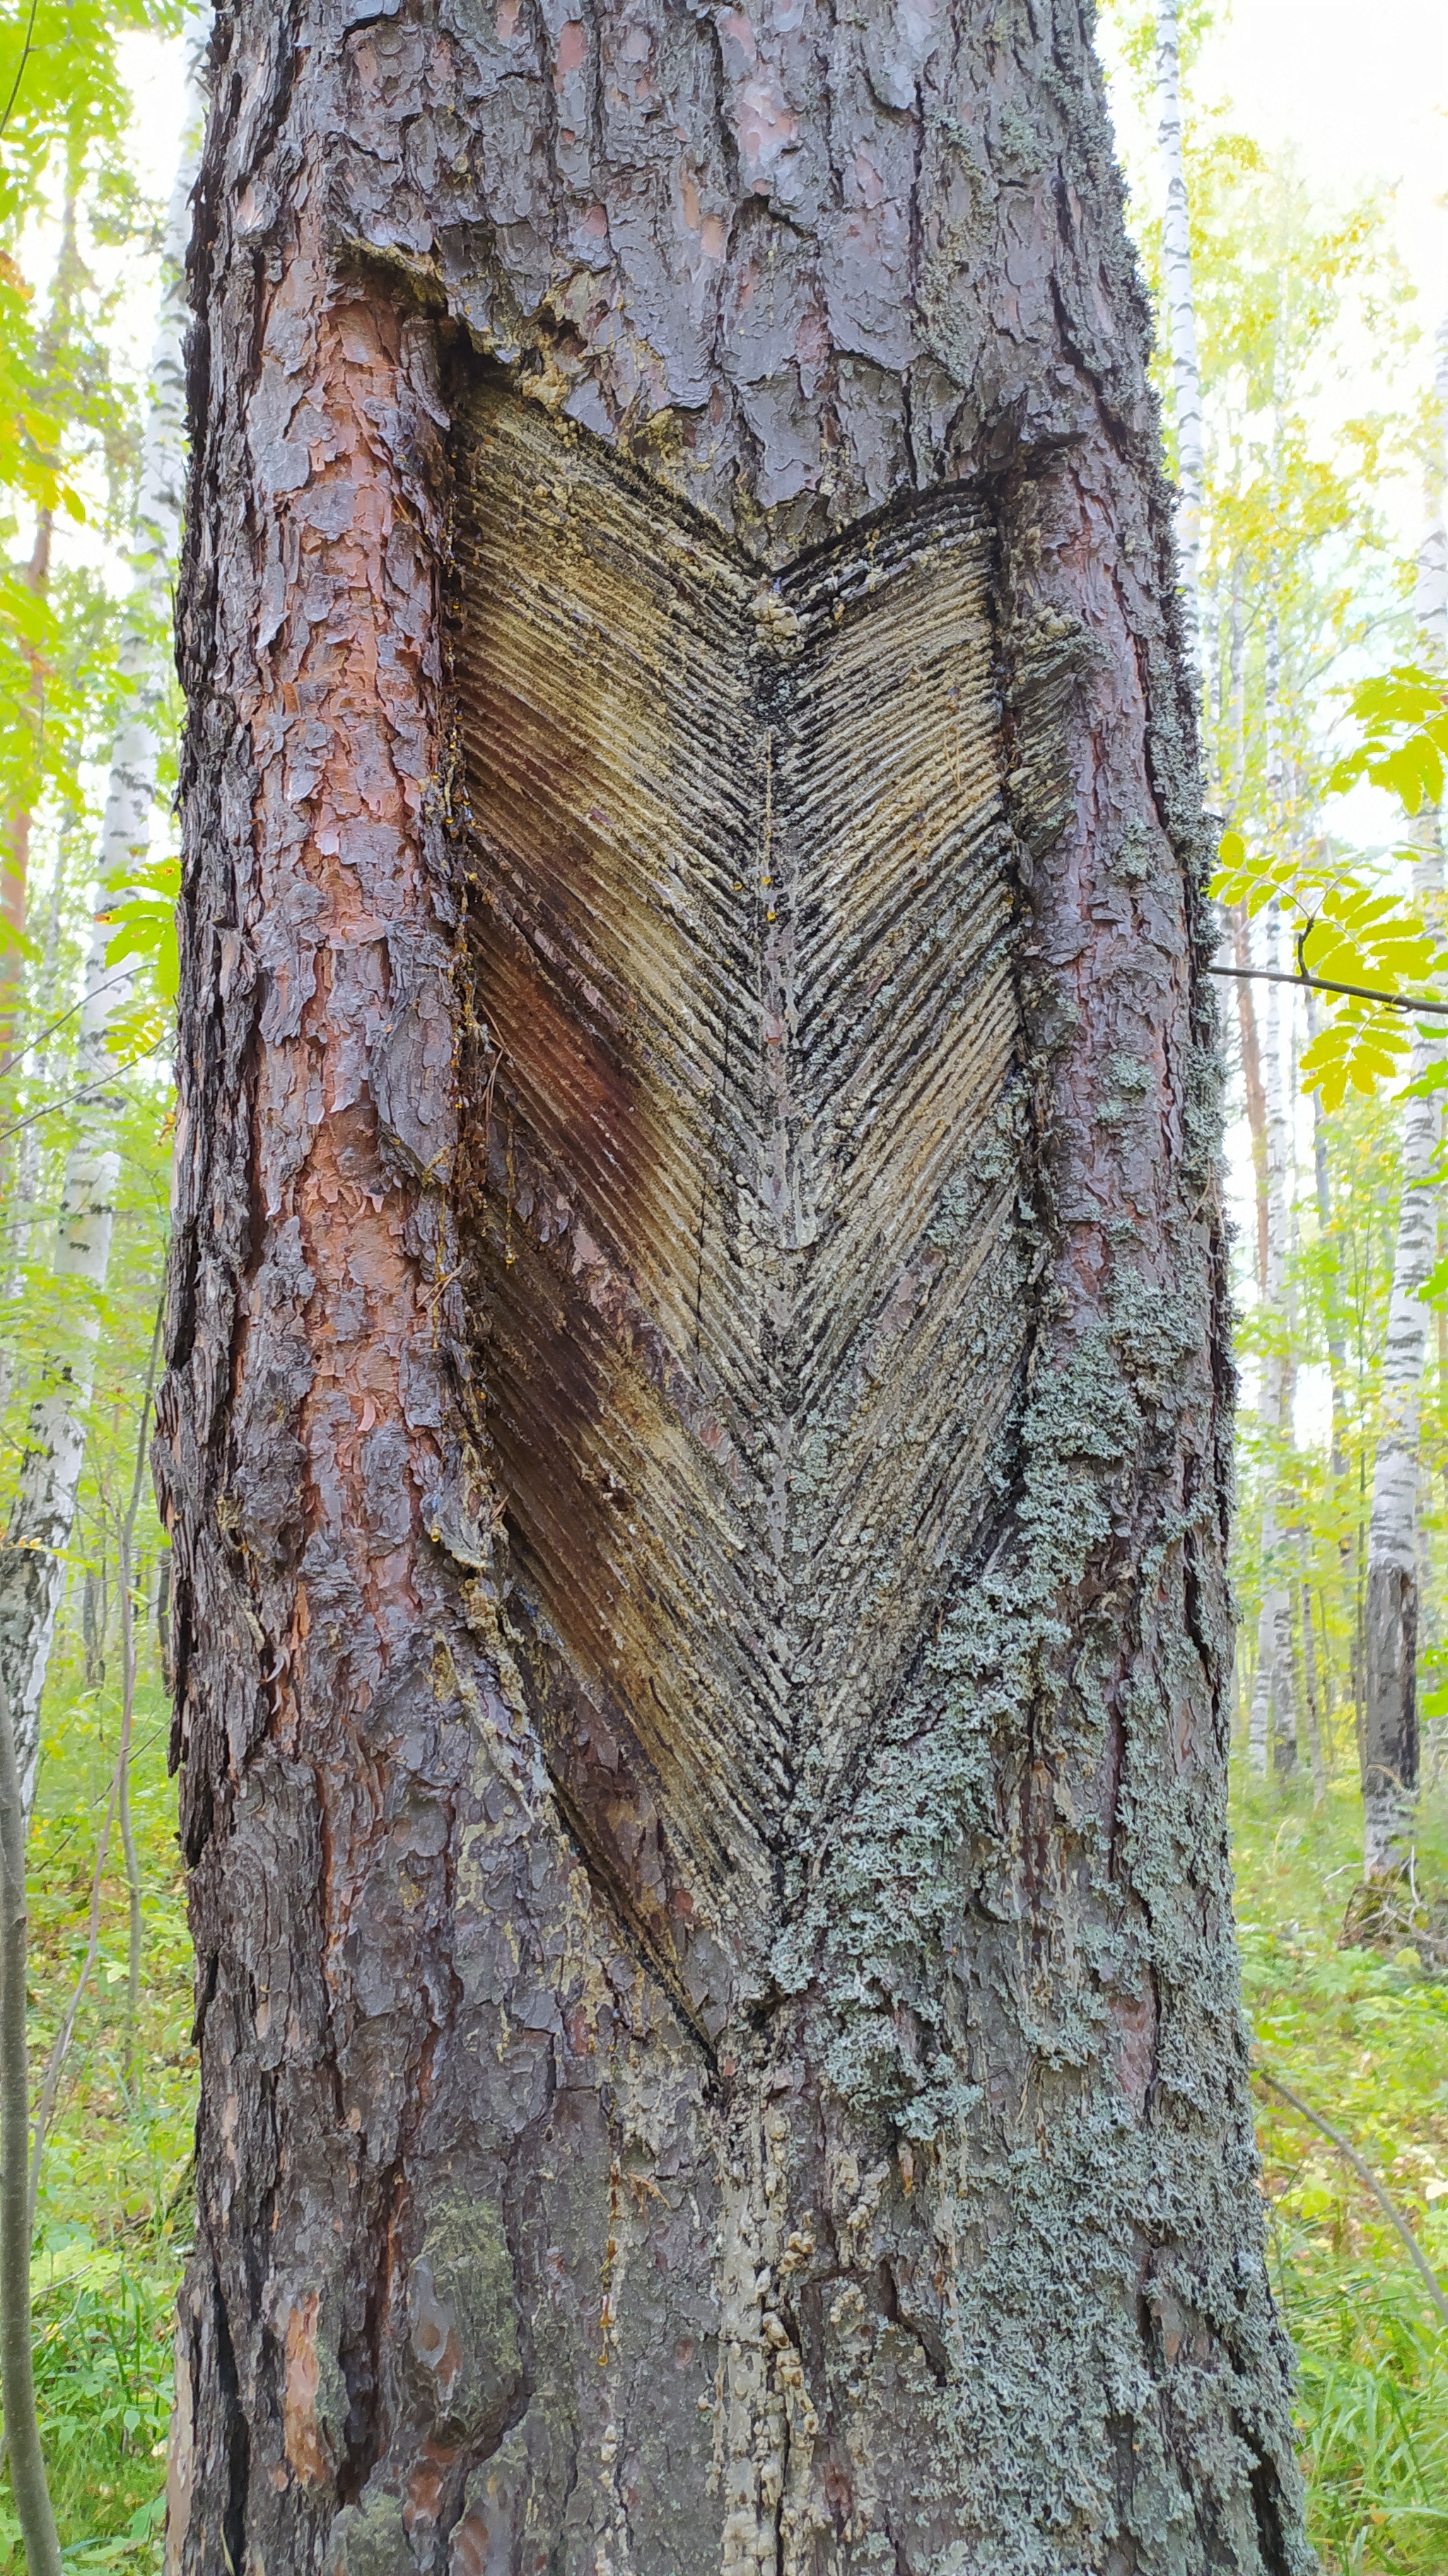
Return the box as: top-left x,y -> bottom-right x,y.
158,8 -> 1309,2573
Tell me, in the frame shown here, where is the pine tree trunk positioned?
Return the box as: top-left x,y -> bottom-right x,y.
158,9 -> 1309,2571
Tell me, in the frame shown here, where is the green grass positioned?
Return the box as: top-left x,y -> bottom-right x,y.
1232,1775 -> 1448,2574
2,1664 -> 1445,2570
0,1658 -> 194,2572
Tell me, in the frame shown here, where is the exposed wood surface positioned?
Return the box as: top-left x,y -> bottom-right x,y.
451,387 -> 1023,2012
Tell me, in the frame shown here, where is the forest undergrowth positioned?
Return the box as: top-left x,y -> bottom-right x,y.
0,1651 -> 190,2571
1237,1779 -> 1448,2572
0,1640 -> 1444,2574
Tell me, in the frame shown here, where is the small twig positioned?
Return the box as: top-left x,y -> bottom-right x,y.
0,1048 -> 167,1152
1253,2063 -> 1448,2330
0,0 -> 41,146
27,1723 -> 168,1870
0,971 -> 142,1088
1208,964 -> 1448,1018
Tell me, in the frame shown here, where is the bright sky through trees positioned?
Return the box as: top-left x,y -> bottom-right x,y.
1204,0 -> 1447,315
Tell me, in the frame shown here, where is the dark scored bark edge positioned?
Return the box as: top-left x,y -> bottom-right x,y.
155,5 -> 1313,2572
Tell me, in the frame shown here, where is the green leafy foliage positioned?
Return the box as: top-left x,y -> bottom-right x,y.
0,1673 -> 194,2568
1108,8 -> 1438,1114
103,856 -> 179,1009
1211,827 -> 1444,1109
1326,667 -> 1448,815
0,0 -> 183,850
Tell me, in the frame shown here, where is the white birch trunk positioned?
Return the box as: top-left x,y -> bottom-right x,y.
1248,899 -> 1292,1777
1295,1535 -> 1327,1807
1362,317 -> 1448,1875
1415,315 -> 1448,657
1154,0 -> 1203,668
1363,1029 -> 1439,1871
0,27 -> 205,1822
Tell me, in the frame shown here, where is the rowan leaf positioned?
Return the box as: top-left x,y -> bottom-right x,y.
1418,1256 -> 1448,1308
1299,1002 -> 1412,1111
1326,663 -> 1448,814
103,857 -> 180,1005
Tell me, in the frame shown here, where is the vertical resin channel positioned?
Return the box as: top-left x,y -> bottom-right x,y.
449,384 -> 1025,1976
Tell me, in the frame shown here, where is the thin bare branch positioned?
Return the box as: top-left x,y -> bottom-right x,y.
1254,2063 -> 1448,2330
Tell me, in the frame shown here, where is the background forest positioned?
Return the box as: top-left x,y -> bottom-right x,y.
0,2 -> 1444,2570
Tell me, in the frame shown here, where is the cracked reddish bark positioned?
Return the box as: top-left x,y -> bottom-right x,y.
157,6 -> 1311,2573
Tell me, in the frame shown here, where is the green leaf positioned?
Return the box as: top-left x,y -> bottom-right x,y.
1418,1255 -> 1448,1308
103,857 -> 180,1005
1326,662 -> 1448,815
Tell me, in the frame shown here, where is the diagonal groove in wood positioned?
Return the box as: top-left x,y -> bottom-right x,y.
450,387 -> 1028,1944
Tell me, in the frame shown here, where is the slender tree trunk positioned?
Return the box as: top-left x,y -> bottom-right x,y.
1362,1038 -> 1438,1872
3,808 -> 76,1303
0,1674 -> 63,2576
156,1550 -> 173,1692
1249,608 -> 1298,1784
82,1562 -> 107,1689
1232,905 -> 1269,1293
1295,1552 -> 1326,1808
158,10 -> 1310,2571
1249,905 -> 1293,1779
0,189 -> 84,1095
0,507 -> 53,1068
1361,316 -> 1448,1880
1154,0 -> 1203,670
118,1316 -> 162,2100
0,64 -> 202,1824
1304,985 -> 1349,1475
1225,570 -> 1268,1287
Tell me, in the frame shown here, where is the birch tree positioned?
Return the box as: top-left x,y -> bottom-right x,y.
0,27 -> 204,1822
156,8 -> 1312,2570
1360,317 -> 1448,1878
1248,900 -> 1295,1776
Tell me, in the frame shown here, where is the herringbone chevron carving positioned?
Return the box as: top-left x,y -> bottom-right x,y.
452,387 -> 1025,2007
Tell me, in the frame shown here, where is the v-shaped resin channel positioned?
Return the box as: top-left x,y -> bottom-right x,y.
450,386 -> 1026,1996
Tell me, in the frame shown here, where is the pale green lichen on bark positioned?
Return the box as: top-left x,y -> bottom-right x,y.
327,2487 -> 409,2576
406,2194 -> 522,2442
766,1255 -> 1308,2568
